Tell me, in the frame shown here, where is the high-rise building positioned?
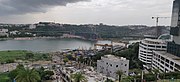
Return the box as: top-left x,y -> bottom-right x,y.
168,0 -> 180,57
138,38 -> 167,69
171,0 -> 180,27
151,0 -> 180,72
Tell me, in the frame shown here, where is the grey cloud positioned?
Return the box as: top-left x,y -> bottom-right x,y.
0,0 -> 90,15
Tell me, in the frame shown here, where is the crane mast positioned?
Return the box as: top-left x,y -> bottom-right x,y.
152,17 -> 170,26
152,16 -> 170,37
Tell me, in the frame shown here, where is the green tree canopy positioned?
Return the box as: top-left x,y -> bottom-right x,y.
15,68 -> 40,82
71,72 -> 87,82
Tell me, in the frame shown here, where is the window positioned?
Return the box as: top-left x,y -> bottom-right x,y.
161,57 -> 165,60
147,57 -> 152,60
161,61 -> 164,64
165,63 -> 169,67
160,65 -> 163,68
116,65 -> 118,67
175,64 -> 180,69
170,61 -> 174,66
110,64 -> 112,67
166,59 -> 169,63
162,46 -> 166,48
156,46 -> 161,48
174,69 -> 178,72
148,45 -> 155,48
170,66 -> 173,70
125,64 -> 127,66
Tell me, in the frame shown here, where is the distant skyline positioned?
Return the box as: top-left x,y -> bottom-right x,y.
0,0 -> 173,26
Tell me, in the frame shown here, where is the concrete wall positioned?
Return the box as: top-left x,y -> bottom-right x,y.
97,57 -> 129,79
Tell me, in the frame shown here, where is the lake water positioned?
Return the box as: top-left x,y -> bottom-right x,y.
0,39 -> 95,52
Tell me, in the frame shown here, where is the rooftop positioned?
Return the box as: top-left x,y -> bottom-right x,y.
158,34 -> 173,41
61,66 -> 108,82
103,55 -> 127,61
142,38 -> 166,44
155,51 -> 180,62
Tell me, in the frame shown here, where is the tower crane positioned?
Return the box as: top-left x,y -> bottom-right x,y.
152,16 -> 170,37
152,16 -> 170,26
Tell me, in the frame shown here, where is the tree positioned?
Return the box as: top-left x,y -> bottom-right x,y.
25,53 -> 34,59
44,70 -> 54,80
71,72 -> 87,82
115,43 -> 143,69
105,78 -> 114,82
9,69 -> 19,81
121,76 -> 133,82
15,68 -> 41,82
63,57 -> 69,65
66,54 -> 75,60
116,70 -> 124,82
152,69 -> 160,82
78,56 -> 84,63
36,67 -> 46,81
9,64 -> 25,80
36,67 -> 54,81
77,56 -> 85,68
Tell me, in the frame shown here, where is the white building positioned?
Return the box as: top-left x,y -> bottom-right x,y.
97,55 -> 129,79
152,51 -> 180,72
10,30 -> 19,35
29,24 -> 36,29
0,29 -> 8,36
138,38 -> 167,69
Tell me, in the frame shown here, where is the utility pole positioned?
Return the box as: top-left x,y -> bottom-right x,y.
141,70 -> 144,82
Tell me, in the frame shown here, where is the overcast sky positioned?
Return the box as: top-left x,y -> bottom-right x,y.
0,0 -> 174,26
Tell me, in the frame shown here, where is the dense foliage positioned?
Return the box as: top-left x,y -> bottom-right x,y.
115,43 -> 143,69
71,72 -> 87,82
1,24 -> 169,38
0,65 -> 54,82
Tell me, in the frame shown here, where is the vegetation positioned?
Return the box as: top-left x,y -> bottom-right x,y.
105,78 -> 114,82
115,43 -> 143,69
0,50 -> 51,64
5,65 -> 54,82
0,73 -> 11,82
121,76 -> 134,82
36,67 -> 54,81
0,50 -> 29,64
71,72 -> 87,82
116,70 -> 124,82
63,57 -> 69,65
26,53 -> 51,61
133,72 -> 180,82
152,69 -> 160,82
2,23 -> 168,39
15,68 -> 40,82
